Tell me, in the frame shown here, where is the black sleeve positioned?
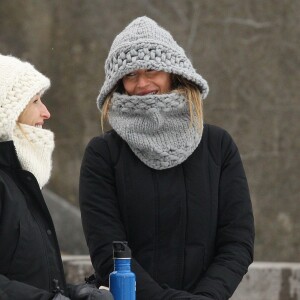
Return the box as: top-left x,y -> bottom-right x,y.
79,136 -> 215,300
192,127 -> 255,300
0,275 -> 53,299
0,181 -> 53,300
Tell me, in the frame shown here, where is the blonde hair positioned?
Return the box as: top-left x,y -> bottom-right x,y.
171,75 -> 203,131
100,75 -> 203,133
100,83 -> 120,132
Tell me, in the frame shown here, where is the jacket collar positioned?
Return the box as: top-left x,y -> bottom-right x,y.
0,141 -> 22,169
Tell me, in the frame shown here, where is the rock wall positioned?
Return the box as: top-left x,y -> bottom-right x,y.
62,257 -> 300,300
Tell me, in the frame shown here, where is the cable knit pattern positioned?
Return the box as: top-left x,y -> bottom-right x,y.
0,54 -> 50,141
13,124 -> 54,188
109,93 -> 203,170
97,16 -> 209,108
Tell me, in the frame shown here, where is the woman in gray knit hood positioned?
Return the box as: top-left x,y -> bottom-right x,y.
80,17 -> 254,300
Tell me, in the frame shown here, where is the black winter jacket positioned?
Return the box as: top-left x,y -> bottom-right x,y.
79,124 -> 255,300
0,141 -> 66,300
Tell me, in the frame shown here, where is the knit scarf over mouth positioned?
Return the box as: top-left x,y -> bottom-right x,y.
12,123 -> 54,188
108,92 -> 203,170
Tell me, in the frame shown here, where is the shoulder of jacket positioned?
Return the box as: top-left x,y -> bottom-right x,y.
87,130 -> 122,145
85,130 -> 123,166
204,124 -> 234,165
204,123 -> 230,138
0,168 -> 12,183
0,169 -> 5,187
0,168 -> 16,201
0,167 -> 32,192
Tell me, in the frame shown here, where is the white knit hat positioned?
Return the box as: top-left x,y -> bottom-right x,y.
97,16 -> 209,109
0,54 -> 50,141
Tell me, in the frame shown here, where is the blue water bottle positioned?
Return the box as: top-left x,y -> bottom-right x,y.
109,241 -> 136,300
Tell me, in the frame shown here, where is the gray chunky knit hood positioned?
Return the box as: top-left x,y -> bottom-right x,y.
97,16 -> 209,108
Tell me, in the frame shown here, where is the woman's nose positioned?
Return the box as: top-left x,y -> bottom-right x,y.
41,104 -> 51,119
136,74 -> 149,88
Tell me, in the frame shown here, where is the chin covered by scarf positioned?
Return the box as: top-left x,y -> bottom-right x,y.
108,92 -> 203,170
13,123 -> 54,188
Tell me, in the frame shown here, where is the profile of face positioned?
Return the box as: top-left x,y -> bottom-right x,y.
122,69 -> 172,96
18,94 -> 51,128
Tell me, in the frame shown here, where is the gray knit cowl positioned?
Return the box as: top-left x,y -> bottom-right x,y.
108,92 -> 203,170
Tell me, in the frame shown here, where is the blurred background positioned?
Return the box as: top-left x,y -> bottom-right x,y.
0,0 -> 299,262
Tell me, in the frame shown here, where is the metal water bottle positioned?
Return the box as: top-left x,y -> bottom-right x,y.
109,241 -> 136,300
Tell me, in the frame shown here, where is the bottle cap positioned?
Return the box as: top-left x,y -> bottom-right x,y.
113,241 -> 132,258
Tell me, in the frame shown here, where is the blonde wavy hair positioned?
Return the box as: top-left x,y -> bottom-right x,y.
100,74 -> 203,133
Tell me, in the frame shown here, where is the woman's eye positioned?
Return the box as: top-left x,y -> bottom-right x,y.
126,72 -> 136,77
